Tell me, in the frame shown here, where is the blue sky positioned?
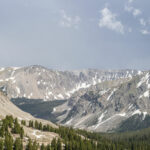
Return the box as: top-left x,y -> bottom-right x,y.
0,0 -> 150,70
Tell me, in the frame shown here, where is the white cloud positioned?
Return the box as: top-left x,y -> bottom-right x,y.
133,9 -> 141,16
140,18 -> 146,26
60,10 -> 81,29
141,29 -> 150,35
128,0 -> 135,3
98,7 -> 124,34
125,5 -> 142,17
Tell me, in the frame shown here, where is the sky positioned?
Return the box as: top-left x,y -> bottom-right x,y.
0,0 -> 150,70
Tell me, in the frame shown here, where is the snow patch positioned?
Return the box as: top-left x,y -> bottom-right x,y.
144,91 -> 149,98
143,112 -> 148,120
119,113 -> 126,117
16,87 -> 20,94
107,88 -> 117,101
12,80 -> 16,84
137,73 -> 149,88
53,108 -> 56,112
140,90 -> 150,98
132,110 -> 142,116
68,82 -> 91,95
65,92 -> 71,97
65,118 -> 73,125
94,113 -> 105,129
54,96 -> 57,99
37,81 -> 40,85
138,70 -> 142,75
45,95 -> 49,99
48,91 -> 53,95
57,94 -> 64,99
0,68 -> 5,72
5,77 -> 15,82
128,104 -> 134,110
12,67 -> 20,71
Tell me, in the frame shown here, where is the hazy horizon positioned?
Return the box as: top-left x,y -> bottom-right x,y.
0,0 -> 150,70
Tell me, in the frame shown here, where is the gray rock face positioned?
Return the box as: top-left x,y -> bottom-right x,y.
52,72 -> 150,132
0,65 -> 140,101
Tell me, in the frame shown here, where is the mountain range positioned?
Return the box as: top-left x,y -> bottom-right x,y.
0,65 -> 150,133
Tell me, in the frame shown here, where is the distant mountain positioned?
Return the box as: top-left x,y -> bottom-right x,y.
0,65 -> 141,100
52,71 -> 150,132
12,70 -> 150,132
2,65 -> 150,133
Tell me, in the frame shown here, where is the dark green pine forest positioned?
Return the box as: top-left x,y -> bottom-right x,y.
1,116 -> 150,150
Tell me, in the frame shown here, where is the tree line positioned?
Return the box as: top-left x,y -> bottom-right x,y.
1,116 -> 150,150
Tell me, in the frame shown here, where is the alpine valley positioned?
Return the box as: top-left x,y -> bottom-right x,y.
0,65 -> 150,133
1,65 -> 150,149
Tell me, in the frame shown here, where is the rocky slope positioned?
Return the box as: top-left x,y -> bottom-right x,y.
0,89 -> 58,144
0,89 -> 56,127
0,65 -> 141,101
51,72 -> 150,132
0,91 -> 33,120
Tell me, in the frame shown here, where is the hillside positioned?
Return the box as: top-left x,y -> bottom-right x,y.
1,115 -> 150,150
52,72 -> 150,132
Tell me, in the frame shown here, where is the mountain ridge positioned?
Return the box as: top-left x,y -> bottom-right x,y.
0,65 -> 142,101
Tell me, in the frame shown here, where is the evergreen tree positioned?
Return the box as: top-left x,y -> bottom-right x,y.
14,138 -> 23,150
46,144 -> 51,150
29,121 -> 33,128
51,138 -> 57,150
12,118 -> 20,134
32,141 -> 38,150
34,121 -> 39,129
0,139 -> 4,150
21,120 -> 26,126
26,139 -> 33,150
40,144 -> 45,150
20,127 -> 24,139
39,122 -> 43,131
4,133 -> 13,150
0,126 -> 5,137
57,139 -> 62,150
